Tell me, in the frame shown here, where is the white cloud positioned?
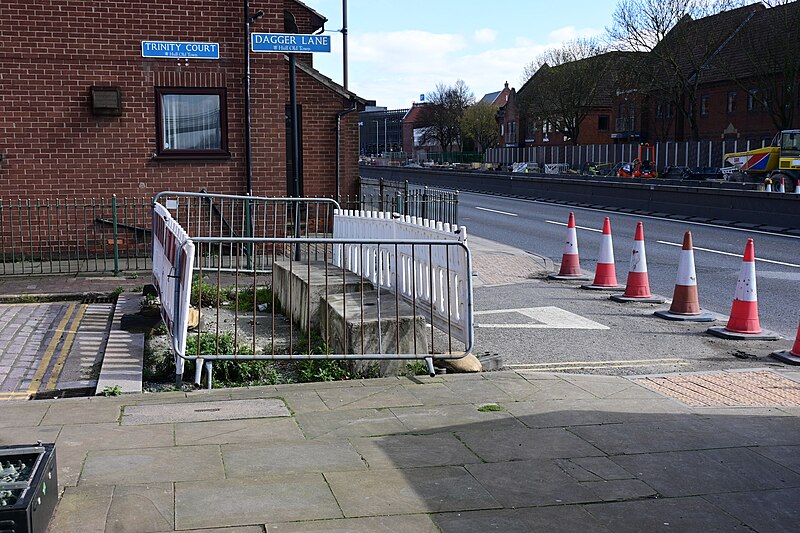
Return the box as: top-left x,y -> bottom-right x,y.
473,28 -> 497,44
315,25 -> 604,109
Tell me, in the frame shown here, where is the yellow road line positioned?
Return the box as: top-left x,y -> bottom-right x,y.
27,302 -> 77,395
45,304 -> 87,390
508,358 -> 685,367
0,391 -> 32,401
508,361 -> 689,372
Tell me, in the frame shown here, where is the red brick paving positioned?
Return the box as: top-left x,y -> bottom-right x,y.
634,371 -> 800,407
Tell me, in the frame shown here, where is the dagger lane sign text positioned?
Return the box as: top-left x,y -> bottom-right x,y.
251,33 -> 331,53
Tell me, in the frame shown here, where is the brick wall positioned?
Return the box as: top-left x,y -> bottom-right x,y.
0,0 -> 359,203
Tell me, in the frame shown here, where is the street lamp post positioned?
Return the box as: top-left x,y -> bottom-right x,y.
374,120 -> 379,156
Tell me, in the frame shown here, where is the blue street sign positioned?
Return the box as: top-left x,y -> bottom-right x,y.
142,41 -> 219,59
420,94 -> 425,102
251,33 -> 331,53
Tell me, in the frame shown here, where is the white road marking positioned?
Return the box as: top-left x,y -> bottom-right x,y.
657,241 -> 800,268
546,220 -> 601,232
475,206 -> 518,217
465,192 -> 800,240
475,306 -> 609,330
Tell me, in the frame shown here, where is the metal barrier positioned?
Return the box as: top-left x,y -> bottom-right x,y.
357,177 -> 459,225
332,210 -> 470,344
152,192 -> 474,388
0,196 -> 151,275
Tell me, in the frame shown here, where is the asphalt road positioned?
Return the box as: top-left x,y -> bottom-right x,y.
459,191 -> 800,338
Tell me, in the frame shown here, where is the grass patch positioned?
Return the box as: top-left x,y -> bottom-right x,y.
477,404 -> 504,412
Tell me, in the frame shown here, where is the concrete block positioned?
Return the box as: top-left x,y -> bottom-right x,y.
272,259 -> 363,334
322,290 -> 429,377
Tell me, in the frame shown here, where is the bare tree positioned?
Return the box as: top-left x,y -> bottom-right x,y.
460,102 -> 499,153
713,1 -> 800,132
606,0 -> 755,140
519,39 -> 610,145
418,80 -> 475,152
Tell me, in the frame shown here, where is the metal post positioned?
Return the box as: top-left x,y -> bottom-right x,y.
342,0 -> 349,91
111,194 -> 119,274
290,54 -> 302,261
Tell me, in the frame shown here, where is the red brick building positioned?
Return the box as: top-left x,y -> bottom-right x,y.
0,0 -> 365,201
501,3 -> 799,148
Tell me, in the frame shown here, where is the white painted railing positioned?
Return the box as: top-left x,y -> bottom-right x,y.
333,210 -> 472,345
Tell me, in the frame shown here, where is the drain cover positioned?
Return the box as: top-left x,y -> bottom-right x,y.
121,398 -> 290,425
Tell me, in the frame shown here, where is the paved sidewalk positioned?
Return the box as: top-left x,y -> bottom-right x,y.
1,370 -> 799,532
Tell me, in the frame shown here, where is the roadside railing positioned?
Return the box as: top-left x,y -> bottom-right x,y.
153,192 -> 474,389
0,196 -> 151,276
357,177 -> 459,225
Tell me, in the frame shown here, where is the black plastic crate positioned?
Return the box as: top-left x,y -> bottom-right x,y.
0,443 -> 58,533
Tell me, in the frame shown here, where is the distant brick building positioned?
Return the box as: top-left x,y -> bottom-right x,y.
0,0 -> 365,201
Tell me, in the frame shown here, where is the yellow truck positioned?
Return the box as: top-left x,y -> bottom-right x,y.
724,130 -> 800,191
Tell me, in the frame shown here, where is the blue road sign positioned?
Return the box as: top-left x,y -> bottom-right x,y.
251,33 -> 331,53
142,41 -> 219,59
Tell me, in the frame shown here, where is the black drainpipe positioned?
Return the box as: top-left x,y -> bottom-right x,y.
336,101 -> 358,204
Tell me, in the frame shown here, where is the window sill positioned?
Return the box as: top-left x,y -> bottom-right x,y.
152,152 -> 231,162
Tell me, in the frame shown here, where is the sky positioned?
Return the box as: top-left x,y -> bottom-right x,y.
305,0 -> 618,109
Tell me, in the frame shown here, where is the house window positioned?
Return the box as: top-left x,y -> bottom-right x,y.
598,115 -> 609,131
747,89 -> 756,111
655,103 -> 663,119
700,96 -> 710,116
727,91 -> 737,113
155,87 -> 229,159
665,102 -> 673,119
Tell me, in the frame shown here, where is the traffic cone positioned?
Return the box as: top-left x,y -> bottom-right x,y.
548,212 -> 591,281
708,239 -> 781,340
655,231 -> 715,321
772,321 -> 800,365
611,222 -> 665,303
582,217 -> 624,290
779,177 -> 786,193
794,181 -> 800,194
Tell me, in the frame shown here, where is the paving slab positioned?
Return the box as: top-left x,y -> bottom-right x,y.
390,403 -> 524,434
222,441 -> 366,476
174,417 -> 304,445
56,422 -> 174,451
349,433 -> 482,469
0,424 -> 61,446
326,466 -> 501,516
46,484 -> 113,533
505,398 -> 692,428
81,445 -> 224,485
316,383 -> 422,410
704,487 -> 800,532
0,401 -> 49,428
40,398 -> 123,425
611,447 -> 800,497
175,474 -> 341,530
295,407 -> 407,439
456,426 -> 605,462
266,515 -> 441,532
569,415 -> 751,454
121,398 -> 289,425
465,459 -> 608,507
434,506 -> 612,533
105,483 -> 174,533
583,496 -> 748,532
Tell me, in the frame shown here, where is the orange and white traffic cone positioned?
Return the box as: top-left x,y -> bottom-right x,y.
708,239 -> 780,340
772,321 -> 800,365
548,212 -> 591,281
611,222 -> 665,303
779,177 -> 786,193
655,231 -> 715,321
582,217 -> 624,290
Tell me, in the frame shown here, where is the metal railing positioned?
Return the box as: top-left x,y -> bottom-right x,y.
0,196 -> 151,276
357,177 -> 459,225
153,192 -> 473,388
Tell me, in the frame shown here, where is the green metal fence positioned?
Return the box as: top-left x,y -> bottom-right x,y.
0,196 -> 152,276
